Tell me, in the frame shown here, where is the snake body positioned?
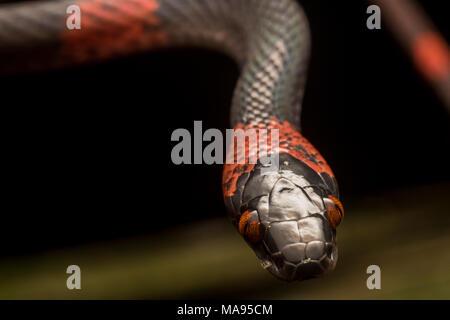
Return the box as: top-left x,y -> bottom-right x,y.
0,0 -> 343,281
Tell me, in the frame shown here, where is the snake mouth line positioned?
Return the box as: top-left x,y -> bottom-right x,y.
261,250 -> 336,282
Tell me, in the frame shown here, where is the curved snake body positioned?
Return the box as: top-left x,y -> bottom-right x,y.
0,0 -> 344,281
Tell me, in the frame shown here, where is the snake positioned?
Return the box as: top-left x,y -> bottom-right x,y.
0,0 -> 344,282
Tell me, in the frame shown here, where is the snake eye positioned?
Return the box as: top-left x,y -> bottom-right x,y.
238,210 -> 263,243
325,195 -> 344,229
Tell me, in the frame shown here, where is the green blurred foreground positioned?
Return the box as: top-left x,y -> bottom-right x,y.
1,184 -> 449,299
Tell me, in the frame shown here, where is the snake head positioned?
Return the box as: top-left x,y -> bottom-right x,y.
225,153 -> 343,281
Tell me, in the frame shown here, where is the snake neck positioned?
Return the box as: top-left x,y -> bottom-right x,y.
156,0 -> 311,128
222,118 -> 338,222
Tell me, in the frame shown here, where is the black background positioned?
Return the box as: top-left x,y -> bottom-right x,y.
1,0 -> 449,257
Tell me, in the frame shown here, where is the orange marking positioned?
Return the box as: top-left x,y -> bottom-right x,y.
412,32 -> 450,82
238,210 -> 252,236
238,210 -> 263,243
327,195 -> 343,229
328,195 -> 344,215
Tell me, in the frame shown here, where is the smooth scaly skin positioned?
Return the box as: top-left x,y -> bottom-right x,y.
0,0 -> 343,281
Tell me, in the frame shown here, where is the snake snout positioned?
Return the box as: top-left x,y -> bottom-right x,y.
261,216 -> 337,281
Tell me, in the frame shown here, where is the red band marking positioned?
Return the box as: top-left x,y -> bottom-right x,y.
412,32 -> 450,82
61,0 -> 166,63
222,118 -> 334,197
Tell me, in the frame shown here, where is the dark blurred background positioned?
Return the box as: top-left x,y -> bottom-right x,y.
0,0 -> 449,299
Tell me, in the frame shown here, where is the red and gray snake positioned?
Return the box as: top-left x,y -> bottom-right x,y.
0,0 -> 344,281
